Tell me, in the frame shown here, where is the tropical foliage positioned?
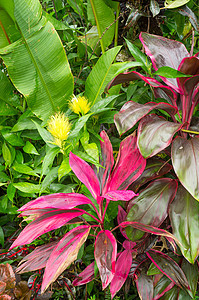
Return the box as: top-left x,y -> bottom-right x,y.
0,0 -> 199,299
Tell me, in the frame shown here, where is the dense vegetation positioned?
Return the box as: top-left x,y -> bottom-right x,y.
0,0 -> 199,299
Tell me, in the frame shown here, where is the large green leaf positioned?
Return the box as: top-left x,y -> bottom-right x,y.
126,178 -> 177,241
88,0 -> 115,53
171,136 -> 199,201
0,0 -> 74,121
85,46 -> 121,106
169,185 -> 199,263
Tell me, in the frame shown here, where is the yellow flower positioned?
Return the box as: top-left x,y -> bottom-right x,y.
69,95 -> 91,115
48,112 -> 71,148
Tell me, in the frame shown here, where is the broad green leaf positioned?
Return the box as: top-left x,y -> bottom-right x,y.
0,70 -> 15,103
85,46 -> 121,106
181,259 -> 198,298
171,136 -> 199,201
154,66 -> 192,78
114,61 -> 143,76
0,172 -> 10,182
13,182 -> 41,193
125,38 -> 151,73
69,114 -> 92,139
126,179 -> 177,241
0,226 -> 4,247
164,0 -> 190,9
169,185 -> 199,263
33,120 -> 54,145
41,166 -> 59,192
12,163 -> 39,177
0,100 -> 18,116
2,142 -> 12,167
1,129 -> 24,146
23,141 -> 39,155
41,147 -> 60,176
58,157 -> 71,181
0,0 -> 74,121
7,183 -> 16,202
88,0 -> 115,53
83,143 -> 99,163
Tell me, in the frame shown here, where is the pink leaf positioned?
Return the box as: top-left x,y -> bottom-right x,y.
110,249 -> 132,298
99,131 -> 114,194
41,225 -> 90,293
106,132 -> 146,191
10,210 -> 85,249
69,152 -> 100,199
117,206 -> 128,239
73,262 -> 95,286
103,190 -> 138,201
94,230 -> 117,289
18,193 -> 93,211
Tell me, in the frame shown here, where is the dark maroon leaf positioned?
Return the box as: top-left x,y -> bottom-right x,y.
171,136 -> 199,200
127,178 -> 177,241
169,185 -> 199,263
138,114 -> 183,158
146,250 -> 190,290
139,32 -> 189,92
117,205 -> 128,239
94,230 -> 117,289
106,132 -> 146,191
130,157 -> 172,192
73,262 -> 95,286
153,275 -> 175,300
129,254 -> 148,278
114,101 -> 177,135
136,273 -> 153,300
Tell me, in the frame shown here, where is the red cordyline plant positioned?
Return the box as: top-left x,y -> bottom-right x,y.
9,130 -> 188,299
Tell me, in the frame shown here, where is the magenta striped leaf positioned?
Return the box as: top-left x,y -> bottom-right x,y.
153,276 -> 175,300
41,225 -> 90,293
10,210 -> 85,249
73,262 -> 95,286
104,190 -> 138,201
94,230 -> 117,289
110,249 -> 132,298
117,206 -> 128,239
146,250 -> 190,290
106,132 -> 146,191
99,130 -> 114,194
115,101 -> 177,135
172,136 -> 199,201
126,178 -> 178,241
16,241 -> 59,273
69,152 -> 100,199
18,193 -> 93,211
138,114 -> 183,158
140,32 -> 189,92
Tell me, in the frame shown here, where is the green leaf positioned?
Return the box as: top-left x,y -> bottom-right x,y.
58,157 -> 71,181
2,142 -> 12,167
114,61 -> 144,76
41,146 -> 60,176
125,38 -> 151,73
1,128 -> 25,146
150,0 -> 160,17
0,0 -> 74,121
41,166 -> 59,192
13,182 -> 41,193
12,162 -> 39,177
0,226 -> 4,247
154,66 -> 192,78
69,114 -> 92,139
23,141 -> 39,155
7,183 -> 16,202
85,46 -> 121,106
169,185 -> 199,263
164,0 -> 191,9
33,120 -> 54,145
88,0 -> 115,53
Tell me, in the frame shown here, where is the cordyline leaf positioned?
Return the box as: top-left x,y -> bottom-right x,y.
153,275 -> 175,300
103,190 -> 138,201
110,249 -> 132,298
139,32 -> 189,92
136,273 -> 154,300
138,114 -> 183,158
114,101 -> 177,135
18,193 -> 94,211
169,185 -> 199,263
117,206 -> 128,239
98,130 -> 114,194
171,136 -> 199,201
69,152 -> 100,200
16,241 -> 59,273
106,132 -> 146,191
146,250 -> 190,290
127,179 -> 178,241
119,221 -> 178,251
130,157 -> 172,193
10,210 -> 84,249
73,262 -> 95,286
181,259 -> 199,298
94,230 -> 117,289
178,5 -> 199,32
41,225 -> 90,293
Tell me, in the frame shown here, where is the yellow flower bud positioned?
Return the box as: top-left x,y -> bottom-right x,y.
69,95 -> 91,115
48,112 -> 71,148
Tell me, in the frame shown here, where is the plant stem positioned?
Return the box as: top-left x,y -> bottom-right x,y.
181,129 -> 199,135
